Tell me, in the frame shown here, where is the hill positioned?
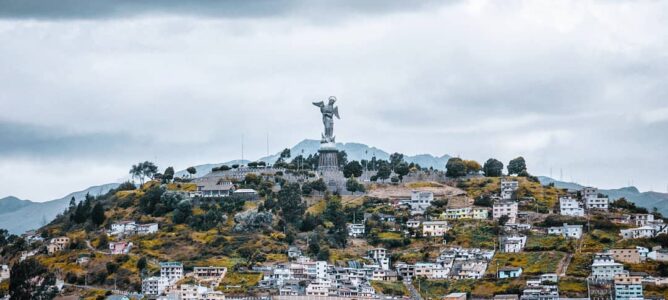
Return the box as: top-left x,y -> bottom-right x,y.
177,139 -> 451,179
0,183 -> 119,234
538,176 -> 668,216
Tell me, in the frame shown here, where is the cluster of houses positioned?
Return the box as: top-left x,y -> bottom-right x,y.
558,187 -> 610,217
142,261 -> 227,300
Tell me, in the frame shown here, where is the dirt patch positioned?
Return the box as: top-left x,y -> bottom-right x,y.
366,182 -> 466,200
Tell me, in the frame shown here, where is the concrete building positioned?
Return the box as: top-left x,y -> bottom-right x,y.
500,235 -> 527,253
648,248 -> 668,262
137,223 -> 159,235
585,196 -> 609,211
500,179 -> 519,200
548,223 -> 583,239
110,221 -> 137,235
443,292 -> 468,300
498,267 -> 523,279
621,226 -> 657,239
47,236 -> 70,254
559,197 -> 584,217
614,273 -> 643,300
422,220 -> 449,237
194,178 -> 234,197
160,262 -> 184,284
493,200 -> 518,224
591,253 -> 625,280
608,249 -> 641,264
109,241 -> 133,255
347,223 -> 365,237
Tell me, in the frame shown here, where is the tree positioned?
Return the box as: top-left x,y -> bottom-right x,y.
343,161 -> 363,178
498,215 -> 510,226
68,196 -> 76,211
464,160 -> 482,174
97,233 -> 109,250
507,156 -> 527,175
186,167 -> 197,178
323,198 -> 348,248
9,258 -> 56,300
376,163 -> 391,182
337,150 -> 348,167
445,158 -> 467,178
394,162 -> 410,182
277,183 -> 305,225
346,178 -> 365,193
136,257 -> 147,271
163,166 -> 175,183
129,164 -> 143,185
483,158 -> 504,177
280,148 -> 291,160
141,161 -> 158,181
389,152 -> 404,169
91,203 -> 106,226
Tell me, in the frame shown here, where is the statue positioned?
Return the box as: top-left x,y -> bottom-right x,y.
312,96 -> 340,144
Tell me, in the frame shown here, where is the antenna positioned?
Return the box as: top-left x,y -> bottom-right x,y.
266,132 -> 269,157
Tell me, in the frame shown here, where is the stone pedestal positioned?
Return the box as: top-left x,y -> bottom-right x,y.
318,144 -> 339,172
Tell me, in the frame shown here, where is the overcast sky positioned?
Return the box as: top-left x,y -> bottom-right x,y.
1,0 -> 667,201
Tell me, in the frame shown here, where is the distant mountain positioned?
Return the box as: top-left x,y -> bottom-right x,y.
0,196 -> 34,214
538,176 -> 668,216
0,183 -> 119,234
178,139 -> 451,179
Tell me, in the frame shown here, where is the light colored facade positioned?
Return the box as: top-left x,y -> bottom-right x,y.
422,220 -> 449,237
493,200 -> 518,224
614,273 -> 643,300
399,191 -> 434,215
559,197 -> 584,217
160,262 -> 184,284
648,248 -> 668,262
548,223 -> 583,239
47,236 -> 70,254
109,241 -> 133,255
347,223 -> 365,237
585,196 -> 609,210
500,180 -> 519,200
194,266 -> 227,285
501,235 -> 527,253
608,249 -> 641,264
591,253 -> 625,280
110,221 -> 137,235
444,293 -> 467,300
142,276 -> 165,295
498,267 -> 522,279
0,264 -> 9,282
621,226 -> 656,239
406,219 -> 421,228
137,223 -> 159,235
194,178 -> 234,197
472,208 -> 489,219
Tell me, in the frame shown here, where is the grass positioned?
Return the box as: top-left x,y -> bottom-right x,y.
218,272 -> 262,294
306,199 -> 327,214
526,234 -> 575,252
406,182 -> 444,188
559,277 -> 588,297
447,221 -> 497,249
566,253 -> 593,277
488,252 -> 565,275
378,232 -> 403,240
371,281 -> 408,296
414,278 -> 524,298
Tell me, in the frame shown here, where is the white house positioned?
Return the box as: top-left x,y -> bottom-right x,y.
422,220 -> 449,237
142,276 -> 164,295
160,262 -> 184,284
347,223 -> 365,237
500,180 -> 519,200
110,221 -> 137,235
500,235 -> 527,253
621,226 -> 657,239
548,223 -> 583,239
399,191 -> 434,215
137,223 -> 159,235
193,178 -> 234,197
0,264 -> 9,282
406,219 -> 422,228
585,196 -> 609,211
559,196 -> 584,217
493,200 -> 518,224
590,253 -> 625,280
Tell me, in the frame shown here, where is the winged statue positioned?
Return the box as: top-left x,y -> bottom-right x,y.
312,96 -> 340,144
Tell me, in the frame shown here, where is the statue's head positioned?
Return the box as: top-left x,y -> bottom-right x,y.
328,96 -> 337,105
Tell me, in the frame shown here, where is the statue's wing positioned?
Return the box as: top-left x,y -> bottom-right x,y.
333,106 -> 340,119
312,101 -> 324,108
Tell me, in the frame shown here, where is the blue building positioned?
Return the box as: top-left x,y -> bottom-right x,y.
498,267 -> 523,279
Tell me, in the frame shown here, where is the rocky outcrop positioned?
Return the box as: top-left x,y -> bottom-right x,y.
232,210 -> 273,232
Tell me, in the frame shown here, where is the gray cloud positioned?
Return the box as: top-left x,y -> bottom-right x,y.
0,0 -> 444,20
1,0 -> 668,200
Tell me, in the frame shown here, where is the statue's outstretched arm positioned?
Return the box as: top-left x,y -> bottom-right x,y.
312,101 -> 324,108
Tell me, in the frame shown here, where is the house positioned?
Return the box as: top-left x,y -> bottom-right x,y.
47,236 -> 70,254
648,248 -> 668,262
472,207 -> 489,220
109,241 -> 133,255
233,188 -> 259,200
371,269 -> 398,281
547,223 -> 583,239
608,248 -> 642,264
399,191 -> 434,215
160,262 -> 184,284
614,273 -> 644,300
193,266 -> 227,287
629,214 -> 656,226
500,179 -> 519,200
493,200 -> 518,224
443,292 -> 468,300
347,223 -> 365,237
621,226 -> 657,239
422,220 -> 449,237
581,187 -> 599,199
395,263 -> 415,279
368,248 -> 390,270
142,276 -> 165,295
110,221 -> 137,235
287,246 -> 302,259
444,207 -> 473,219
76,254 -> 91,265
193,178 -> 234,197
414,262 -> 450,279
406,219 -> 422,228
590,253 -> 624,280
376,213 -> 397,223
137,223 -> 159,235
0,264 -> 9,281
494,295 -> 519,300
585,196 -> 609,211
500,235 -> 527,253
498,267 -> 522,279
559,196 -> 584,217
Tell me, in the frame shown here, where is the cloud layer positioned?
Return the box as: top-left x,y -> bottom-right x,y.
1,0 -> 667,200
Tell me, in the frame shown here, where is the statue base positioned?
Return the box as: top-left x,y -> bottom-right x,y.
318,147 -> 339,172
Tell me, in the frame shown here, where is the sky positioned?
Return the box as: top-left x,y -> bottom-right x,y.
1,0 -> 667,201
